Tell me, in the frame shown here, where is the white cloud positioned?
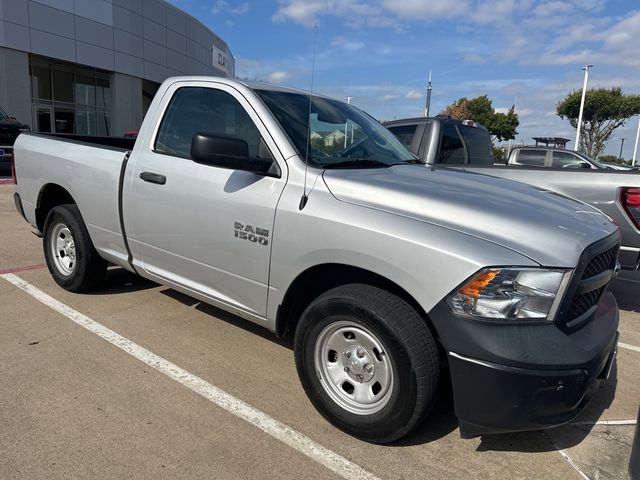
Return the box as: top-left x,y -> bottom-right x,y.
405,90 -> 422,100
212,1 -> 251,15
382,94 -> 400,101
381,0 -> 470,19
462,53 -> 486,64
331,36 -> 365,52
267,71 -> 291,83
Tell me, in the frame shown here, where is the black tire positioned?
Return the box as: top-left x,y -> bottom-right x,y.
43,204 -> 107,292
294,283 -> 440,444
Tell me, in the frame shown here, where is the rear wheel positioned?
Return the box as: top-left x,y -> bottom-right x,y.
294,284 -> 440,444
43,204 -> 107,292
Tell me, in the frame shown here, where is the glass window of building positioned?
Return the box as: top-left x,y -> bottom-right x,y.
29,55 -> 112,136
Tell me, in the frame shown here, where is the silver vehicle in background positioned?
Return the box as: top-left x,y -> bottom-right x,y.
13,78 -> 620,443
506,145 -> 637,171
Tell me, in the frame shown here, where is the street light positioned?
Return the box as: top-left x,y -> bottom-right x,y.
633,116 -> 640,166
574,64 -> 593,152
619,138 -> 626,159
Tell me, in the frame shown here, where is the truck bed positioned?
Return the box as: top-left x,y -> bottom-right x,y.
13,133 -> 133,269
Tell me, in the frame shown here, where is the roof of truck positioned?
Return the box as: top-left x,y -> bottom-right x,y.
383,116 -> 489,131
163,76 -> 336,100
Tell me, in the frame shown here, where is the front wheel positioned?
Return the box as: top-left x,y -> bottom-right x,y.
294,284 -> 440,443
43,204 -> 107,292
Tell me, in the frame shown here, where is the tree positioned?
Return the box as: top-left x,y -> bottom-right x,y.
440,95 -> 519,142
556,87 -> 640,158
440,98 -> 470,120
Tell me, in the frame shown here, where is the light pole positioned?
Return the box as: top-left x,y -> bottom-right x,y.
619,138 -> 626,159
574,64 -> 593,152
425,71 -> 432,117
344,97 -> 353,148
633,116 -> 640,166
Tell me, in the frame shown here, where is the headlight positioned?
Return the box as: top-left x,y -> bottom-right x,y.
447,268 -> 572,321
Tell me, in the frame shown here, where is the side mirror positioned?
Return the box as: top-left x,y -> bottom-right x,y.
578,162 -> 592,169
191,133 -> 277,177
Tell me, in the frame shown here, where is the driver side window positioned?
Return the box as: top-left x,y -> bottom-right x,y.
552,151 -> 585,168
155,87 -> 273,162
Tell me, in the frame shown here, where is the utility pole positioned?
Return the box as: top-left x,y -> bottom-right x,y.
633,116 -> 640,166
619,138 -> 626,159
575,64 -> 593,152
424,71 -> 432,117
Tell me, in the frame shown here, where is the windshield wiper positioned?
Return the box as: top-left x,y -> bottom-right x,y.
322,159 -> 399,169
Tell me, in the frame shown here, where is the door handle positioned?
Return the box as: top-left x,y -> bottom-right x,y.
140,171 -> 166,185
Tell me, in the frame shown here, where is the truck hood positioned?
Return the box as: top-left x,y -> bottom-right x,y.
323,165 -> 618,267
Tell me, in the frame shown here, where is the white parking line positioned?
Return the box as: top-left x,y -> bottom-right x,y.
1,273 -> 380,480
619,342 -> 640,353
540,431 -> 590,480
616,277 -> 640,285
571,419 -> 637,426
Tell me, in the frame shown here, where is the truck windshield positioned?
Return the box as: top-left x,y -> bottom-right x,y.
255,89 -> 420,168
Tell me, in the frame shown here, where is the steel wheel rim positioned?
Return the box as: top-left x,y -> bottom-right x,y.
313,320 -> 394,415
50,223 -> 76,276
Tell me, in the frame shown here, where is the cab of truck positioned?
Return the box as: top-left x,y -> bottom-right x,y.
384,116 -> 495,166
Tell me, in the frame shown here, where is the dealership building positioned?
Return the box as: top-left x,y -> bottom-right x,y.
0,0 -> 234,136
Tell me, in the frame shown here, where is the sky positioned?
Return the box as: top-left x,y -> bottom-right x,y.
169,0 -> 640,158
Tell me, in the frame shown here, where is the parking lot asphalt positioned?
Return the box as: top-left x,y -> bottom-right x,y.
1,183 -> 638,480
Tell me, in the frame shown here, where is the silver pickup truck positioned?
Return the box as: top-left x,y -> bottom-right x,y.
13,77 -> 620,443
385,116 -> 640,270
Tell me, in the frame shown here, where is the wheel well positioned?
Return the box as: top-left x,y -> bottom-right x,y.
276,263 -> 437,341
36,184 -> 76,231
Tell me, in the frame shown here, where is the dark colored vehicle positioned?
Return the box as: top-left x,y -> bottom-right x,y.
0,105 -> 30,174
384,116 -> 640,270
123,130 -> 139,139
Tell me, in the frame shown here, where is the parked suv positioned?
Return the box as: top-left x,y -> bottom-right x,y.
0,105 -> 30,174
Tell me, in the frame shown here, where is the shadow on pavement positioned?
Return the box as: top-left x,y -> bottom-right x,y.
158,286 -> 293,349
391,373 -> 460,446
92,267 -> 158,295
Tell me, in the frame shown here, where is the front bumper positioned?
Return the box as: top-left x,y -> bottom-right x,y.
451,335 -> 617,437
429,291 -> 619,438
